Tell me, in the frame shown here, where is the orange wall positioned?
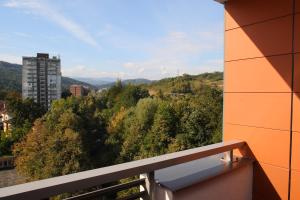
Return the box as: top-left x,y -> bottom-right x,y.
223,0 -> 298,199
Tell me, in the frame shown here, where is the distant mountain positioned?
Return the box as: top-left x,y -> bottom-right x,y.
0,61 -> 22,92
74,77 -> 114,86
97,78 -> 152,89
74,77 -> 152,88
0,60 -> 222,96
61,77 -> 96,91
0,61 -> 95,92
123,78 -> 152,85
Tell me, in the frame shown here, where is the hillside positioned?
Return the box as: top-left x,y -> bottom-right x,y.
143,72 -> 223,96
74,77 -> 112,86
97,78 -> 152,89
0,61 -> 95,92
0,61 -> 22,92
0,61 -> 223,96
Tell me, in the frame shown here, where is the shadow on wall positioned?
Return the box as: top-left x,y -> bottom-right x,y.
225,0 -> 298,199
237,143 -> 281,199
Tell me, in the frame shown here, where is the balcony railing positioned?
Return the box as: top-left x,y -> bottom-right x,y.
0,140 -> 245,200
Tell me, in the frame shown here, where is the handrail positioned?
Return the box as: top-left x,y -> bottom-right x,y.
0,140 -> 245,200
64,178 -> 146,200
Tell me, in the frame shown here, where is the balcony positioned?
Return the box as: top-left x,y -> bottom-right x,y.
0,140 -> 253,200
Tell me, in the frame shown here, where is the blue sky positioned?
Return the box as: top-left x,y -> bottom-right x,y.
0,0 -> 224,80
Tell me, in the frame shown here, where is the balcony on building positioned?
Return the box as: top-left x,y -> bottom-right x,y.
1,0 -> 299,199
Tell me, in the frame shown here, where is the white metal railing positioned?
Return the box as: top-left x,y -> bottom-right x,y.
0,140 -> 245,200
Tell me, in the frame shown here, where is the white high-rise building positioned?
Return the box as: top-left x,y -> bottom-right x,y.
22,53 -> 61,109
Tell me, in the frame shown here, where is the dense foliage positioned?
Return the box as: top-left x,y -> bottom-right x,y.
143,72 -> 223,95
14,96 -> 111,180
0,72 -> 223,198
0,93 -> 46,156
10,73 -> 223,183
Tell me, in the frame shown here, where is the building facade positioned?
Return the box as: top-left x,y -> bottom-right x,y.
222,0 -> 300,199
22,53 -> 61,109
70,85 -> 88,97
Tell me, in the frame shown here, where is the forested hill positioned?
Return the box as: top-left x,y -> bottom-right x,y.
0,61 -> 95,92
143,72 -> 223,95
2,68 -> 224,184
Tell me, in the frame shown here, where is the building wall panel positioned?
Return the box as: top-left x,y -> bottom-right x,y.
290,170 -> 300,200
294,54 -> 300,92
293,93 -> 300,132
295,14 -> 300,53
292,133 -> 300,171
253,163 -> 289,200
225,16 -> 293,61
224,124 -> 290,169
224,55 -> 292,92
296,0 -> 300,13
224,93 -> 291,131
225,0 -> 293,30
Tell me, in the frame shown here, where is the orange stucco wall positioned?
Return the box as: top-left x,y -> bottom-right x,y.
223,0 -> 299,199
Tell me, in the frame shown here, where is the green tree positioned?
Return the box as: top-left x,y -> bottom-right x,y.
172,87 -> 223,150
172,81 -> 192,94
117,85 -> 149,109
6,97 -> 46,129
117,98 -> 160,162
61,89 -> 72,99
0,133 -> 13,156
140,102 -> 177,158
0,96 -> 46,155
14,96 -> 111,181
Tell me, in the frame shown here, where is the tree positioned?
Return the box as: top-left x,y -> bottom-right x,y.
61,89 -> 72,99
6,97 -> 46,129
0,133 -> 13,156
116,98 -> 160,162
117,85 -> 149,109
172,81 -> 192,94
140,102 -> 177,158
0,96 -> 46,155
0,90 -> 8,100
171,87 -> 223,150
14,96 -> 111,181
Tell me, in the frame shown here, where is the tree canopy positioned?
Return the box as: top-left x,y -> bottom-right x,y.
10,76 -> 223,185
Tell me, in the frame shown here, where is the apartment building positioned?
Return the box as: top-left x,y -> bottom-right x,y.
70,85 -> 89,97
22,53 -> 62,109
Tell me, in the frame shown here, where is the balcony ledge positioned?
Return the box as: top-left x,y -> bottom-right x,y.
155,155 -> 254,192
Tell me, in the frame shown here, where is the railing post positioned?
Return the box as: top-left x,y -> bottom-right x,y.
140,171 -> 155,200
224,149 -> 234,163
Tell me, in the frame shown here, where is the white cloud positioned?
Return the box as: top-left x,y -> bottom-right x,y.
3,0 -> 100,48
13,32 -> 31,38
123,62 -> 136,69
62,65 -> 127,79
0,54 -> 22,64
120,30 -> 223,79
